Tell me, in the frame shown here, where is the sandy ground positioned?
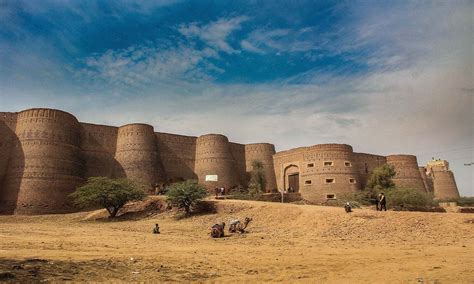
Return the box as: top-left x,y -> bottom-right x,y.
0,198 -> 473,283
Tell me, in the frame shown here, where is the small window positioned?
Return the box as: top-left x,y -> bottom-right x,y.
307,163 -> 314,168
325,178 -> 335,184
305,180 -> 312,185
344,161 -> 352,167
326,194 -> 336,200
324,161 -> 334,166
349,178 -> 356,184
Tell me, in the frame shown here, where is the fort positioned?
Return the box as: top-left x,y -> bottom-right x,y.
0,108 -> 460,214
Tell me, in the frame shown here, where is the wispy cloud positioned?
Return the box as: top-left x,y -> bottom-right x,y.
1,1 -> 472,195
76,43 -> 222,94
178,16 -> 249,54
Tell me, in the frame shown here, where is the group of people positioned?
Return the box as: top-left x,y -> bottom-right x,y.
153,183 -> 168,195
214,187 -> 226,198
285,186 -> 296,193
344,192 -> 387,213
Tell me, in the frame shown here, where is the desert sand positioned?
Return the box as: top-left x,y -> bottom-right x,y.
0,198 -> 473,283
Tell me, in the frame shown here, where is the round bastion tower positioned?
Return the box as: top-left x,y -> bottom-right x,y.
194,134 -> 239,190
244,143 -> 277,192
4,108 -> 85,214
114,124 -> 166,192
299,144 -> 361,202
386,155 -> 426,192
426,160 -> 460,200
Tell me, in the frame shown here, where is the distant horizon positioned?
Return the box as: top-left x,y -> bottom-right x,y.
1,0 -> 472,196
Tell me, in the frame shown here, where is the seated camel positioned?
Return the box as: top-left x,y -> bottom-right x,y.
210,222 -> 225,238
229,217 -> 252,233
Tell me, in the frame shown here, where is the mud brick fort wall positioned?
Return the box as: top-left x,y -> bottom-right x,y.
0,108 -> 460,214
0,108 -> 277,214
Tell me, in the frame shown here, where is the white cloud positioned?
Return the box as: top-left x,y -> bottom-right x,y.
76,43 -> 220,92
2,3 -> 472,196
240,40 -> 264,54
178,16 -> 249,54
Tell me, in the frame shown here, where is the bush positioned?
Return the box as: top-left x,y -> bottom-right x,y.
440,196 -> 474,206
70,177 -> 146,217
366,164 -> 396,190
384,187 -> 435,210
166,180 -> 208,215
248,160 -> 266,195
353,188 -> 379,206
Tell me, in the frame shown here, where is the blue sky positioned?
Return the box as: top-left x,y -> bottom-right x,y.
0,0 -> 472,195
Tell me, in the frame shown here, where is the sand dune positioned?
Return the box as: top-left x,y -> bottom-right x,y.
0,198 -> 473,282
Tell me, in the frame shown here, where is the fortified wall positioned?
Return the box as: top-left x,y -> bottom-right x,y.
0,108 -> 275,214
273,145 -> 460,203
273,144 -> 387,202
0,108 -> 460,214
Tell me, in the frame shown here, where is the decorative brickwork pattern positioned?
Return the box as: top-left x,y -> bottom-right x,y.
194,134 -> 240,190
245,143 -> 277,192
4,109 -> 85,214
0,108 -> 460,213
115,124 -> 166,192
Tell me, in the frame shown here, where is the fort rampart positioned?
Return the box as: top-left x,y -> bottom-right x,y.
386,155 -> 426,192
0,108 -> 461,214
0,108 -> 278,214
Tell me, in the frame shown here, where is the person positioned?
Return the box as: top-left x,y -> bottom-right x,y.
220,187 -> 225,196
215,187 -> 219,199
153,224 -> 160,234
154,183 -> 160,195
375,195 -> 380,211
344,202 -> 352,213
379,193 -> 387,211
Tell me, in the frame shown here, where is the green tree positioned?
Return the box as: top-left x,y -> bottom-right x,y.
248,160 -> 266,195
385,187 -> 434,210
70,177 -> 146,218
354,164 -> 396,204
166,180 -> 207,215
366,164 -> 396,190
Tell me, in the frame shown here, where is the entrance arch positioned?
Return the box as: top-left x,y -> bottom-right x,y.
284,164 -> 300,193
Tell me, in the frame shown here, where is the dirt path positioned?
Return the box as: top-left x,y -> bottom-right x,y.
0,199 -> 473,282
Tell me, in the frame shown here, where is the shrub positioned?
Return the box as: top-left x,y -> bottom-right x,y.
384,187 -> 435,210
166,180 -> 207,215
353,188 -> 379,206
248,160 -> 266,195
441,196 -> 474,206
366,164 -> 396,190
70,177 -> 146,218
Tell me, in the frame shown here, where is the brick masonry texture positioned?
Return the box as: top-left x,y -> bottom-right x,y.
0,108 -> 460,214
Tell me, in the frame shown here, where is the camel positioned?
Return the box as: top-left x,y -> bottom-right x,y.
210,222 -> 225,238
229,217 -> 252,233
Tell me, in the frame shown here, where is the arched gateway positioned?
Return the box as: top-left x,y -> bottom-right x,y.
284,164 -> 299,192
